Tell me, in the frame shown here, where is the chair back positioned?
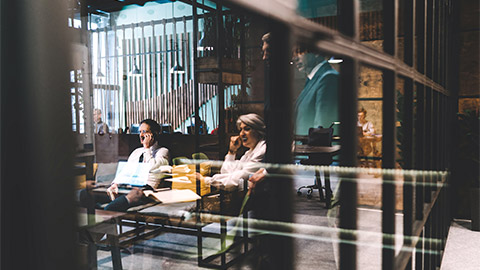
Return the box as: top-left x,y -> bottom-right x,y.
307,126 -> 333,146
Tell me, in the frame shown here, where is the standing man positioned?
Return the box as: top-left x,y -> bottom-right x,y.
93,108 -> 110,134
292,45 -> 339,135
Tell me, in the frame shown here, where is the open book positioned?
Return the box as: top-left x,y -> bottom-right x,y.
143,189 -> 201,204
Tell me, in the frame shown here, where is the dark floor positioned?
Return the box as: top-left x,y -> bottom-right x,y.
92,168 -> 480,269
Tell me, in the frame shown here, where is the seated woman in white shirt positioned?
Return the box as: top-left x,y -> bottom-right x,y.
202,113 -> 266,191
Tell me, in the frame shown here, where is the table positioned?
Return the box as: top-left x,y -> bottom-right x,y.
77,208 -> 126,270
81,187 -> 250,269
294,144 -> 341,208
358,135 -> 382,168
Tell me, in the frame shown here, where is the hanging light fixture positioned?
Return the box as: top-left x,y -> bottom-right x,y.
96,69 -> 105,78
130,58 -> 142,76
170,1 -> 185,74
129,24 -> 143,77
197,34 -> 205,51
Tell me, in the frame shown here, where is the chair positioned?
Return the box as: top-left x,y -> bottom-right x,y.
296,125 -> 336,208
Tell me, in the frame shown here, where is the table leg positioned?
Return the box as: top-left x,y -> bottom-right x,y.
87,241 -> 98,270
107,234 -> 123,270
315,168 -> 325,202
324,170 -> 332,209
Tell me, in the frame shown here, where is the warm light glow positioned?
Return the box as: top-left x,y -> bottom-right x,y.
328,58 -> 343,64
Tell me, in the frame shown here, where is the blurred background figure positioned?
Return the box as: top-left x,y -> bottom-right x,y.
357,107 -> 375,136
261,32 -> 271,62
292,45 -> 339,135
93,108 -> 110,135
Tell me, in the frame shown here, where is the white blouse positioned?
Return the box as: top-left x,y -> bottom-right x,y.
205,140 -> 266,190
358,121 -> 375,136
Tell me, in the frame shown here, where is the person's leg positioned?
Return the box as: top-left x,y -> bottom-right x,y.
104,194 -> 154,212
104,195 -> 130,212
79,189 -> 111,209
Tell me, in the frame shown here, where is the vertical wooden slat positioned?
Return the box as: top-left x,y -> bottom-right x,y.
382,70 -> 397,270
403,0 -> 415,267
105,27 -> 115,132
131,101 -> 134,125
159,35 -> 163,96
382,0 -> 398,268
134,100 -> 137,126
186,32 -> 192,83
338,0 -> 359,269
433,0 -> 440,83
425,87 -> 432,203
170,90 -> 173,126
210,84 -> 216,125
159,95 -> 162,124
182,16 -> 187,86
432,91 -> 439,190
426,0 -> 433,79
261,22 -> 294,270
175,87 -> 178,129
425,217 -> 432,269
128,32 -> 133,104
121,27 -> 127,127
140,24 -> 145,101
193,2 -> 201,258
416,0 -> 426,74
162,19 -> 168,95
169,33 -> 173,93
125,102 -> 129,128
202,85 -> 207,125
215,3 -> 225,156
141,24 -> 148,118
189,80 -> 194,125
172,89 -> 175,129
113,26 -> 118,129
166,91 -> 170,125
151,21 -> 156,98
415,84 -> 425,220
181,84 -> 185,129
159,95 -> 163,124
182,84 -> 186,130
404,0 -> 415,67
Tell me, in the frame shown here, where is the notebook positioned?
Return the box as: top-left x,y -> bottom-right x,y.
143,189 -> 201,204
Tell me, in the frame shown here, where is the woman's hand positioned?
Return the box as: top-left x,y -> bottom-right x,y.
106,183 -> 119,201
248,168 -> 267,195
195,172 -> 204,181
228,135 -> 241,154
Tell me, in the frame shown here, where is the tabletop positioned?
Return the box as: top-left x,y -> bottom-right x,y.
293,144 -> 341,155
